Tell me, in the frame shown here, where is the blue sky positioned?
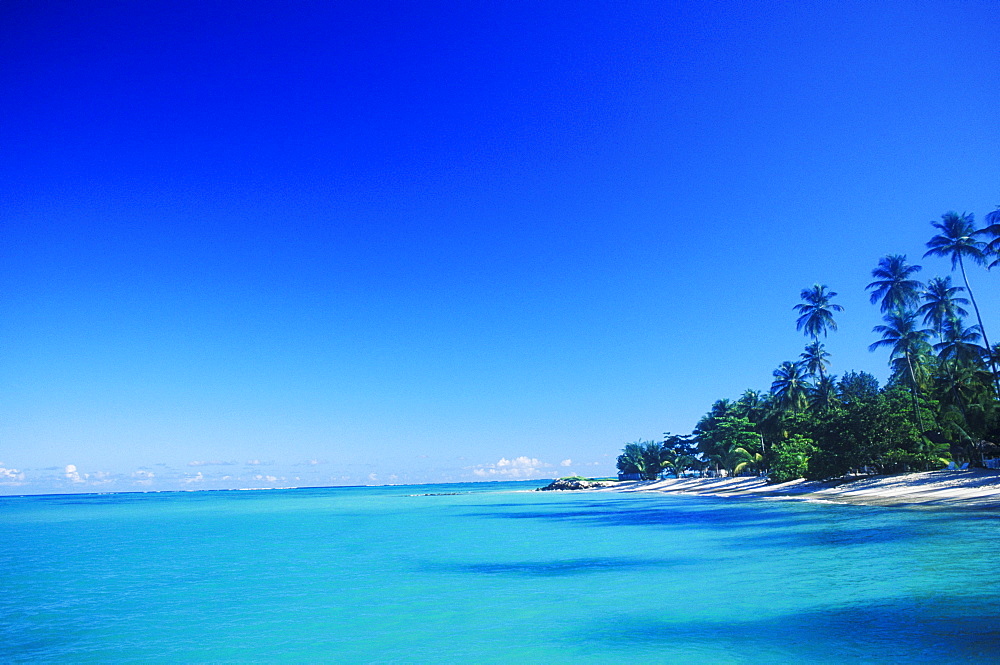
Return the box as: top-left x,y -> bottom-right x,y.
2,0 -> 999,493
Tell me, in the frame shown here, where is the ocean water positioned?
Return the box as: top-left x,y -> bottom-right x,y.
2,482 -> 999,663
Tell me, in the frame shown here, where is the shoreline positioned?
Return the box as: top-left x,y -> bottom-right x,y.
593,468 -> 1000,509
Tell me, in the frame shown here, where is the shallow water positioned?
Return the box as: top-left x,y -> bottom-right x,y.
2,482 -> 999,663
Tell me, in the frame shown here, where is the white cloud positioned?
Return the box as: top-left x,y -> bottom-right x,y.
90,471 -> 113,485
183,472 -> 204,484
560,459 -> 572,467
187,460 -> 235,467
65,464 -> 85,483
132,469 -> 155,486
368,473 -> 378,482
471,456 -> 549,478
0,466 -> 25,484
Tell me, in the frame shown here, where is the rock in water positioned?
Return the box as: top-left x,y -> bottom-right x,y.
537,478 -> 609,491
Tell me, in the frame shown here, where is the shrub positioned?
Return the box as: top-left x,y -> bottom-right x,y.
768,435 -> 816,484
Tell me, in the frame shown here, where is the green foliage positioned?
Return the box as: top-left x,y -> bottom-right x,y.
838,371 -> 879,404
768,435 -> 816,484
803,448 -> 851,481
879,450 -> 948,474
771,361 -> 810,411
661,433 -> 701,477
616,440 -> 667,480
803,386 -> 932,479
729,447 -> 764,476
696,415 -> 762,475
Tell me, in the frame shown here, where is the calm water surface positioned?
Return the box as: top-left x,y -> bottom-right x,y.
2,481 -> 999,663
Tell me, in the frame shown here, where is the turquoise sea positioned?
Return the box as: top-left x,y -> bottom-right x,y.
2,481 -> 999,663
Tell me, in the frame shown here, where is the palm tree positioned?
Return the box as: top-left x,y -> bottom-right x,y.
807,375 -> 839,413
870,310 -> 933,432
870,311 -> 933,384
866,254 -> 923,313
617,440 -> 667,480
924,211 -> 998,388
734,389 -> 767,420
728,446 -> 765,476
616,442 -> 646,478
732,389 -> 771,459
917,276 -> 969,340
935,356 -> 995,432
800,341 -> 831,381
771,361 -> 810,412
934,318 -> 986,368
637,440 -> 667,480
975,206 -> 1000,268
933,319 -> 990,447
794,284 -> 844,340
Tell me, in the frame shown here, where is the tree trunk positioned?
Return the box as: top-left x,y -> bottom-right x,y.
814,334 -> 826,382
958,255 -> 1000,394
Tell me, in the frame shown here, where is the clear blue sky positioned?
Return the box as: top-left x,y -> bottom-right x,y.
2,0 -> 999,493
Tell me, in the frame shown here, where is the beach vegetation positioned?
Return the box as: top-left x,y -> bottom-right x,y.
616,440 -> 668,481
617,207 -> 1000,483
768,435 -> 816,484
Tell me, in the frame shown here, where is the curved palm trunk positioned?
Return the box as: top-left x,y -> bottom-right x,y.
958,255 -> 1000,395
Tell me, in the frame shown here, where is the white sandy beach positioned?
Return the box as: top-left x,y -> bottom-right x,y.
600,469 -> 1000,508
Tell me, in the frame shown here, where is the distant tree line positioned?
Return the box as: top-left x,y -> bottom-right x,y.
617,209 -> 1000,483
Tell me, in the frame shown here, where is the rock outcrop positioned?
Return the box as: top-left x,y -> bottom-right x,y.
536,478 -> 609,491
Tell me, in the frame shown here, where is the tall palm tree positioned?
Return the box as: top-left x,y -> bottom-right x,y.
975,206 -> 1000,268
870,310 -> 933,431
870,311 -> 933,384
800,341 -> 831,381
924,211 -> 998,390
866,254 -> 923,313
794,284 -> 844,340
917,276 -> 969,340
771,361 -> 810,412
